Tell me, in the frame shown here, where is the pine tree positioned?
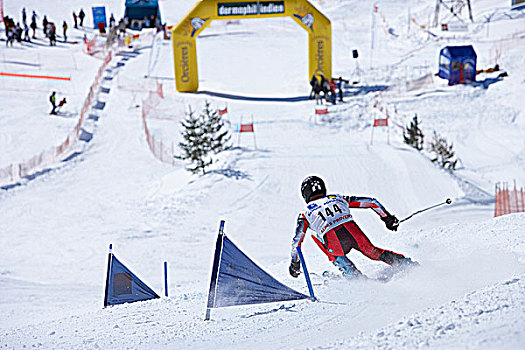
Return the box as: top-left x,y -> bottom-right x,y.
202,101 -> 231,154
403,114 -> 424,151
175,106 -> 212,174
429,131 -> 458,171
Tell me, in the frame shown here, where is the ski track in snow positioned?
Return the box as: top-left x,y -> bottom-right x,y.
1,0 -> 525,349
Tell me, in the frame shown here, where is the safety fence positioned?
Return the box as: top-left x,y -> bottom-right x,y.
494,181 -> 525,217
141,81 -> 176,166
0,51 -> 113,188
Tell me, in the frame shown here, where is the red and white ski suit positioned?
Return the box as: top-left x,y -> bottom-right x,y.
291,194 -> 404,265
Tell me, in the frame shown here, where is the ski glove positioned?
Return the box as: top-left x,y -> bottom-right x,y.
382,215 -> 399,231
289,260 -> 301,278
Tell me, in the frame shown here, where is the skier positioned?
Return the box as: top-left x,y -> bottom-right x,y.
289,176 -> 417,280
49,91 -> 57,114
56,98 -> 67,113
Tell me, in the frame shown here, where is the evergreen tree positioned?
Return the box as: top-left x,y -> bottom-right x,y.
429,131 -> 458,171
175,106 -> 212,174
202,101 -> 231,154
403,114 -> 424,151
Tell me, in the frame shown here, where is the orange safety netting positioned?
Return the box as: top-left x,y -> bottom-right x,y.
494,182 -> 525,217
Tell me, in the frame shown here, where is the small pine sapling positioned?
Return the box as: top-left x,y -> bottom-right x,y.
403,114 -> 424,151
202,101 -> 231,154
175,106 -> 212,174
429,131 -> 458,170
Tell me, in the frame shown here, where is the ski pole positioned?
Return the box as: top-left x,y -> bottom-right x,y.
398,198 -> 452,224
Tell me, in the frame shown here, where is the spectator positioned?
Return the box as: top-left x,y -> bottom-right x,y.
23,24 -> 31,42
31,10 -> 37,24
15,23 -> 23,43
43,15 -> 48,36
49,23 -> 57,46
78,9 -> 85,27
337,77 -> 346,102
328,79 -> 337,104
49,92 -> 57,114
22,8 -> 27,26
143,16 -> 150,29
73,11 -> 78,29
109,13 -> 115,28
6,28 -> 14,47
309,74 -> 318,100
320,74 -> 329,103
118,18 -> 126,37
62,21 -> 68,42
30,17 -> 37,39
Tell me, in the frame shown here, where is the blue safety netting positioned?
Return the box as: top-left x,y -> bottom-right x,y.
104,254 -> 159,307
208,234 -> 308,308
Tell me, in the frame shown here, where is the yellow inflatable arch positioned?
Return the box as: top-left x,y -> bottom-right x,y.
172,0 -> 331,92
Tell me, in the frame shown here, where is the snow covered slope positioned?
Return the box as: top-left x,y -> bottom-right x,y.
1,0 -> 524,349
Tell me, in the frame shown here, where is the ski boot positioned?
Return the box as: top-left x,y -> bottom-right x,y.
333,256 -> 364,280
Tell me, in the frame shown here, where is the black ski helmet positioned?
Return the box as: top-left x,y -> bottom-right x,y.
301,176 -> 326,203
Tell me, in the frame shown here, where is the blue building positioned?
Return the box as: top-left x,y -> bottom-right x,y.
124,0 -> 162,29
438,45 -> 477,85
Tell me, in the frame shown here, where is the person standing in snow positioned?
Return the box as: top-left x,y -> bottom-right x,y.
23,23 -> 31,42
78,9 -> 85,27
22,8 -> 27,27
309,74 -> 318,100
62,21 -> 68,42
49,23 -> 56,46
289,176 -> 417,280
49,91 -> 57,114
43,15 -> 48,36
73,11 -> 78,29
30,17 -> 37,39
6,28 -> 14,47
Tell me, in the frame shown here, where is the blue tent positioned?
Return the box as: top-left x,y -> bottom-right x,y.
438,45 -> 477,85
205,221 -> 309,320
124,0 -> 161,29
104,245 -> 160,307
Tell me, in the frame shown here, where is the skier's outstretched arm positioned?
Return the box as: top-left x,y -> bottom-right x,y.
289,214 -> 308,277
344,196 -> 399,231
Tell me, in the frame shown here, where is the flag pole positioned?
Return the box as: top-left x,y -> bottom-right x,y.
164,261 -> 169,297
251,115 -> 257,149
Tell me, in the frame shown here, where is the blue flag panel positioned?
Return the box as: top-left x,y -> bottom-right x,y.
104,255 -> 159,307
210,235 -> 308,308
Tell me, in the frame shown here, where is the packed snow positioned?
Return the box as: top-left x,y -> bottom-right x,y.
1,0 -> 524,349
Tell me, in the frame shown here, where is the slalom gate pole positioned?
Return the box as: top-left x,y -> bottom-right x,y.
205,220 -> 226,321
296,246 -> 317,302
164,261 -> 168,297
103,244 -> 113,308
398,198 -> 452,224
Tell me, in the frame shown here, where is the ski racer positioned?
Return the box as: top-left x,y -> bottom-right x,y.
289,175 -> 417,279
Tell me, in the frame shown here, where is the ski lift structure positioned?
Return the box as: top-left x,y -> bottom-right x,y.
432,0 -> 473,31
